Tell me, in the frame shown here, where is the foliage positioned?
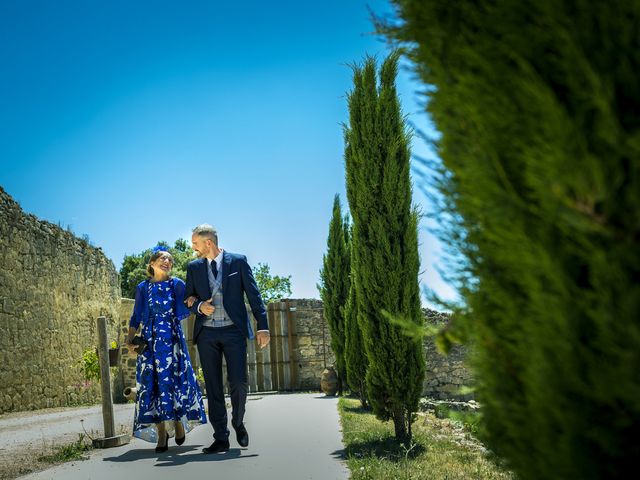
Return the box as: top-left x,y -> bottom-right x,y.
338,398 -> 512,480
195,367 -> 205,385
318,194 -> 351,394
344,269 -> 368,407
78,344 -> 118,381
79,348 -> 100,382
379,1 -> 640,478
253,262 -> 292,305
433,405 -> 484,438
344,52 -> 425,445
38,434 -> 92,463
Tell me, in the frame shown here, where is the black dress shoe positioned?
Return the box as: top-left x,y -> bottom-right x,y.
234,424 -> 249,447
203,439 -> 230,454
175,434 -> 186,446
155,432 -> 169,453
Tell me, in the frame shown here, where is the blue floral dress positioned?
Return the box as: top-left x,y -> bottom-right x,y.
133,279 -> 207,442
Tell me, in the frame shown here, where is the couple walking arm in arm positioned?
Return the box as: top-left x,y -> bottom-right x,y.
127,223 -> 270,454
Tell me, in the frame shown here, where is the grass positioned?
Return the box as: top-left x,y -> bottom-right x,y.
37,434 -> 93,463
1,434 -> 95,480
338,398 -> 513,480
433,405 -> 484,437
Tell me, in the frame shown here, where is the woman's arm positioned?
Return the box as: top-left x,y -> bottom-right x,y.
127,283 -> 145,343
173,278 -> 192,321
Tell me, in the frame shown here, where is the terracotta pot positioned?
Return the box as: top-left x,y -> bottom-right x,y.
321,367 -> 338,396
108,348 -> 120,367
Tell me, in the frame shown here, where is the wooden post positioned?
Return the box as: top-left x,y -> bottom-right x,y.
269,303 -> 280,391
247,337 -> 257,393
285,299 -> 298,390
93,316 -> 129,448
97,316 -> 115,438
280,304 -> 291,390
255,329 -> 265,391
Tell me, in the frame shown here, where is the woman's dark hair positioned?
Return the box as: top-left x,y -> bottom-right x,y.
146,251 -> 173,278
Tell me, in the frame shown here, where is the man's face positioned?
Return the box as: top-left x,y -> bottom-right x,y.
191,234 -> 212,258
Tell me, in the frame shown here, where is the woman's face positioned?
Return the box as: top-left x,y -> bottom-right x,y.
152,253 -> 173,275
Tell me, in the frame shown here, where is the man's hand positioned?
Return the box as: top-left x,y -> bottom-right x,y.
185,296 -> 198,308
256,331 -> 270,349
200,299 -> 216,316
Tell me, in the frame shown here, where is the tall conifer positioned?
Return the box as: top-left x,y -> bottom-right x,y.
380,1 -> 640,476
344,264 -> 368,407
319,195 -> 351,395
344,52 -> 425,444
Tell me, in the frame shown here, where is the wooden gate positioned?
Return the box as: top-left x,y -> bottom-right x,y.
186,300 -> 299,393
247,300 -> 299,392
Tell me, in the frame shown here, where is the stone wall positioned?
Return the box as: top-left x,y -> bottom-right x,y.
0,187 -> 121,413
288,299 -> 335,390
117,298 -> 137,392
422,309 -> 474,400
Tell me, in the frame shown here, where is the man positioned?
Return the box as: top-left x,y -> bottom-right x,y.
185,224 -> 270,453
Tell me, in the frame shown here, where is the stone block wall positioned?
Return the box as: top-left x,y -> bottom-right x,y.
117,298 -> 137,392
289,299 -> 335,390
422,309 -> 474,400
0,187 -> 121,413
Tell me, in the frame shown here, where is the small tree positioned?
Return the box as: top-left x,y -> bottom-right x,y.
319,194 -> 351,395
253,263 -> 292,305
344,52 -> 425,445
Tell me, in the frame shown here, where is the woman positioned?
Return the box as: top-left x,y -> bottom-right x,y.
127,246 -> 207,452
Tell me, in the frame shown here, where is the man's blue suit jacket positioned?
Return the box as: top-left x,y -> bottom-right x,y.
184,251 -> 268,343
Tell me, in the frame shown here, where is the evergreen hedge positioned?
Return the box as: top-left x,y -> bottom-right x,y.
380,1 -> 640,477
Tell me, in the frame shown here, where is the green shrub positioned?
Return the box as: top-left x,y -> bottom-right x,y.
380,1 -> 640,477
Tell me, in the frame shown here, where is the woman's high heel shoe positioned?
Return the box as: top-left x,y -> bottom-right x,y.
155,432 -> 169,453
175,423 -> 186,445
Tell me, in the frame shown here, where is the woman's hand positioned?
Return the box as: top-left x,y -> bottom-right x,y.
126,326 -> 137,345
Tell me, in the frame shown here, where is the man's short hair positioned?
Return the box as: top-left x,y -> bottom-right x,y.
192,224 -> 218,246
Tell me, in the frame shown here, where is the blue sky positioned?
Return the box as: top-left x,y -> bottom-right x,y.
0,0 -> 457,304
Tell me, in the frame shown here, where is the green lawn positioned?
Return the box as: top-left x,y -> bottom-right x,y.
338,398 -> 513,480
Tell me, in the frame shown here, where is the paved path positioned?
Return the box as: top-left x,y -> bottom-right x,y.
0,403 -> 134,448
13,393 -> 348,480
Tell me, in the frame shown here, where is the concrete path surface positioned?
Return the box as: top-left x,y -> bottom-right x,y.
0,403 -> 134,448
15,393 -> 348,480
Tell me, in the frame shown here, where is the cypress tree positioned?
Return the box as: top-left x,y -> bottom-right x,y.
344,260 -> 368,408
344,52 -> 425,444
319,194 -> 351,395
380,1 -> 640,477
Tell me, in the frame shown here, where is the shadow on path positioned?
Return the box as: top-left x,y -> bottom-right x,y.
103,447 -> 259,466
330,448 -> 346,460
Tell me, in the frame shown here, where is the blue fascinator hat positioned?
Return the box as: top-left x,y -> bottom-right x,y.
151,244 -> 170,254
